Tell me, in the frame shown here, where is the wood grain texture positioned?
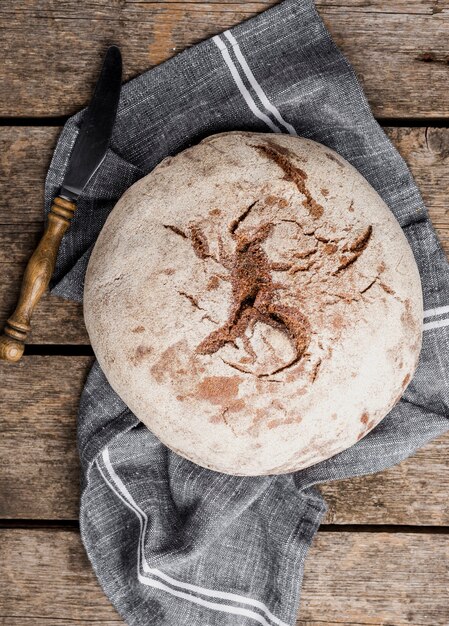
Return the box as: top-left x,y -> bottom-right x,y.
0,357 -> 92,520
0,356 -> 448,523
321,431 -> 449,524
301,531 -> 449,625
0,125 -> 448,345
0,127 -> 59,224
1,528 -> 448,625
1,1 -> 449,118
0,265 -> 87,345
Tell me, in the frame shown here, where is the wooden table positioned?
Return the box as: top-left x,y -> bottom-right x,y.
1,2 -> 449,624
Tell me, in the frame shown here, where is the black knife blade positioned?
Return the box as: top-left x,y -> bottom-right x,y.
60,45 -> 122,200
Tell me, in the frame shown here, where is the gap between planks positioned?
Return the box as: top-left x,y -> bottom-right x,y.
2,519 -> 449,534
2,117 -> 449,128
23,345 -> 94,356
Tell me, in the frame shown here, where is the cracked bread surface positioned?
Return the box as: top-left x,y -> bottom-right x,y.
84,131 -> 423,476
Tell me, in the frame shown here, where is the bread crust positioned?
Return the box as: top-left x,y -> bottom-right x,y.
84,132 -> 423,475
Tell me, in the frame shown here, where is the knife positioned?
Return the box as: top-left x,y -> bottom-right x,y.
0,45 -> 122,363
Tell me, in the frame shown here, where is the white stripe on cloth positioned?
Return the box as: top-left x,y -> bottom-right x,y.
212,35 -> 282,134
223,31 -> 298,136
95,447 -> 290,626
423,305 -> 449,319
423,317 -> 449,331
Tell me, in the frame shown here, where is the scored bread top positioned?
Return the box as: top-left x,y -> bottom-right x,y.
84,132 -> 423,475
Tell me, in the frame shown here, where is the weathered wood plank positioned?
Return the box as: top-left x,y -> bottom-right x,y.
0,529 -> 121,624
1,529 -> 448,624
301,532 -> 449,625
134,0 -> 444,11
2,126 -> 449,229
1,356 -> 448,523
129,0 -> 437,10
0,357 -> 92,520
0,265 -> 88,344
1,125 -> 448,344
321,431 -> 449,524
1,1 -> 449,118
0,127 -> 59,225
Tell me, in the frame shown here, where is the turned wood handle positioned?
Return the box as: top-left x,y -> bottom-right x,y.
0,196 -> 77,363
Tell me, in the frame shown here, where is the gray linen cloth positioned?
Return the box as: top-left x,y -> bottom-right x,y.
44,1 -> 449,624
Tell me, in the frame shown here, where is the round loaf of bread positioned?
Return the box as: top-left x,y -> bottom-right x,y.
84,131 -> 423,475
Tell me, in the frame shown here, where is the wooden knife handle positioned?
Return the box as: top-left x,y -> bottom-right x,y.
0,196 -> 77,363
